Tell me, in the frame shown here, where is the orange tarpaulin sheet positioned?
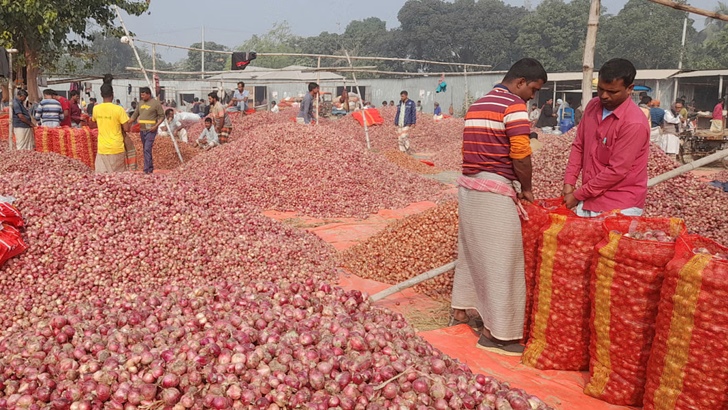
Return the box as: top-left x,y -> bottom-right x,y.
351,109 -> 384,127
264,201 -> 635,410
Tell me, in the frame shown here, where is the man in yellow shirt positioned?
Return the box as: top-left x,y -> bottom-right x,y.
92,82 -> 131,173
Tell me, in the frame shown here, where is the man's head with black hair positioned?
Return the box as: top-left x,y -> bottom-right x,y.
597,58 -> 637,111
501,58 -> 547,103
308,82 -> 319,93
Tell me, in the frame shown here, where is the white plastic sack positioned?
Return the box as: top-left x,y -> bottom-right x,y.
177,112 -> 201,122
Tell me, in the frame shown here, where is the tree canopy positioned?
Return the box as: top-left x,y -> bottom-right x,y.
0,0 -> 149,100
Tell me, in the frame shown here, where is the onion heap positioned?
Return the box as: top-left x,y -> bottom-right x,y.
127,135 -> 202,171
380,150 -> 442,175
0,170 -> 338,334
0,279 -> 553,410
174,122 -> 445,218
342,202 -> 458,300
0,151 -> 92,175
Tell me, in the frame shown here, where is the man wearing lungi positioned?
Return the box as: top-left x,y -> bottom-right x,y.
451,58 -> 546,356
563,58 -> 650,217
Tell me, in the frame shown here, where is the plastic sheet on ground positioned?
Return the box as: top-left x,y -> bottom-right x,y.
267,201 -> 635,410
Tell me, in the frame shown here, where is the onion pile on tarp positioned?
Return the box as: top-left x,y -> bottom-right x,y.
0,279 -> 553,409
174,121 -> 445,218
343,201 -> 458,300
0,170 -> 337,332
126,134 -> 201,171
0,151 -> 92,174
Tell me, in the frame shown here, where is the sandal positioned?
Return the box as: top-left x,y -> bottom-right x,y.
475,334 -> 524,357
448,315 -> 485,331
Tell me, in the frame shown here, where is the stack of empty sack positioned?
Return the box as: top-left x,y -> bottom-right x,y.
34,126 -> 98,169
520,199 -> 728,409
0,202 -> 27,267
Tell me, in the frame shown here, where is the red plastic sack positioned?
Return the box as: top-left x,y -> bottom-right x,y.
0,223 -> 27,267
0,202 -> 23,228
523,211 -> 610,370
520,198 -> 565,343
585,216 -> 686,406
643,235 -> 728,410
352,109 -> 384,127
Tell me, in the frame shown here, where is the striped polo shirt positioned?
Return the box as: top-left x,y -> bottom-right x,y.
462,85 -> 531,180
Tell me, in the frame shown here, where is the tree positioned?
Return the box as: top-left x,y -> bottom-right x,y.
515,0 -> 595,72
233,22 -> 299,69
397,0 -> 527,71
184,41 -> 228,73
0,0 -> 149,101
598,0 -> 696,69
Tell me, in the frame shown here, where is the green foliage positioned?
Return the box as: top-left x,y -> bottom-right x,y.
0,0 -> 149,68
515,0 -> 593,72
185,41 -> 228,72
598,0 -> 694,69
233,22 -> 299,69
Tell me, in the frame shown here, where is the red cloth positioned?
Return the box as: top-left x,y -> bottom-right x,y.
564,97 -> 650,213
58,96 -> 72,127
713,102 -> 723,120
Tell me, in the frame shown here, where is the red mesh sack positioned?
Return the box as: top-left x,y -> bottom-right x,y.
585,216 -> 686,406
520,198 -> 564,344
522,210 -> 610,370
643,235 -> 728,410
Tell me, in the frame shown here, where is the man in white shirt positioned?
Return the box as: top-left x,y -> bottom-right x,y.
528,103 -> 540,125
158,108 -> 188,143
660,101 -> 683,158
270,101 -> 280,113
195,117 -> 220,150
228,82 -> 249,112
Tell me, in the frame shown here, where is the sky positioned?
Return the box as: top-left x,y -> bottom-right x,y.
121,0 -> 717,63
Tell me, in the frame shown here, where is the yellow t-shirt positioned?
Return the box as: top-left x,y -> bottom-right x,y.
93,102 -> 129,155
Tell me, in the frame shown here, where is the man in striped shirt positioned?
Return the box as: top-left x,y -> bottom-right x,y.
451,58 -> 546,356
34,89 -> 65,128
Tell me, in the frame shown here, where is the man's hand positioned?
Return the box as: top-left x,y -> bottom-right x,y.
150,126 -> 158,133
564,193 -> 579,209
562,184 -> 575,197
518,190 -> 535,203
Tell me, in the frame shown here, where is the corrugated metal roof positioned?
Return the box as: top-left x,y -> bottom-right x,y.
672,69 -> 728,78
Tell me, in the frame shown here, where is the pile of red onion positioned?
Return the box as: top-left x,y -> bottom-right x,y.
343,201 -> 458,299
0,279 -> 553,409
0,170 -> 338,332
0,151 -> 92,175
174,121 -> 445,218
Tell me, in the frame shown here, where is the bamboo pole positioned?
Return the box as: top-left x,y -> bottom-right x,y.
114,6 -> 183,165
647,0 -> 728,22
370,262 -> 457,302
647,148 -> 728,187
344,50 -> 371,150
129,38 -> 493,68
582,0 -> 600,110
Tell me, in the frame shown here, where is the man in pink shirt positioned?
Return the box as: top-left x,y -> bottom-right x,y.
563,58 -> 650,217
711,97 -> 724,133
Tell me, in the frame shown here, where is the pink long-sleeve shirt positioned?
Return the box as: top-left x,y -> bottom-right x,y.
564,97 -> 650,213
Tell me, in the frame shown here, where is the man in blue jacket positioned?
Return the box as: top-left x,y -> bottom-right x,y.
394,90 -> 417,153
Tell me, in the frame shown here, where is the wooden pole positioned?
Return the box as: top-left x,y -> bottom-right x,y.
647,148 -> 728,187
370,262 -> 457,302
315,57 -> 320,126
344,50 -> 371,150
7,49 -> 16,152
582,0 -> 600,111
647,0 -> 728,22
